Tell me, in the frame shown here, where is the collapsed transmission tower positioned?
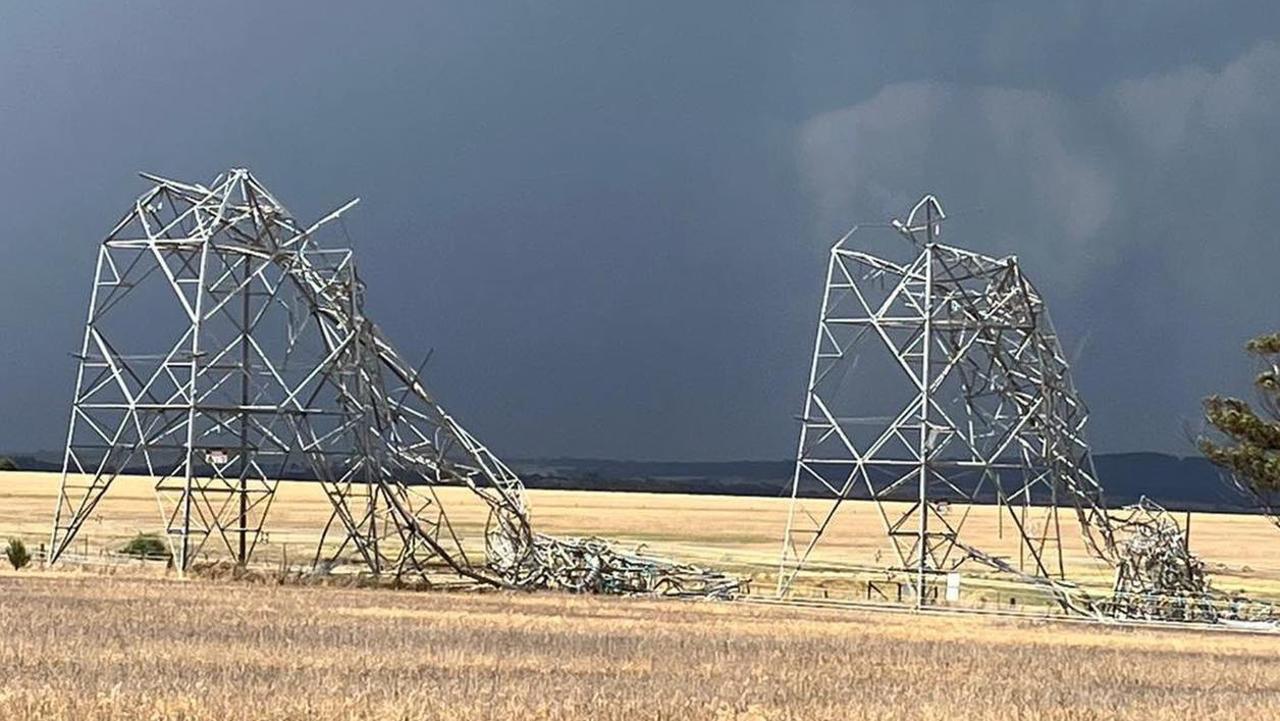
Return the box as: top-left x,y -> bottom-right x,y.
50,169 -> 743,597
778,196 -> 1114,604
50,169 -> 535,585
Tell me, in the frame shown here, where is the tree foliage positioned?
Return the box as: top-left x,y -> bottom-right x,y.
120,533 -> 171,559
0,456 -> 17,472
5,538 -> 31,570
1200,332 -> 1280,526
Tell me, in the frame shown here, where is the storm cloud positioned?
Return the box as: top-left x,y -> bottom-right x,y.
1,3 -> 1277,460
795,40 -> 1280,451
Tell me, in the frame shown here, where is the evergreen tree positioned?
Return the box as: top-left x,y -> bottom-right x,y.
1200,332 -> 1280,527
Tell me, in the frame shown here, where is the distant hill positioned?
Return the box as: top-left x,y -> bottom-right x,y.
3,449 -> 1253,513
512,453 -> 1250,513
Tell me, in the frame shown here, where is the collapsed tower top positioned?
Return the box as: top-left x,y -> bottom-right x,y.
889,194 -> 946,248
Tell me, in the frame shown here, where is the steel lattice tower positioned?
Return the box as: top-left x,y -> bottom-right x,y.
51,170 -> 534,584
778,196 -> 1114,603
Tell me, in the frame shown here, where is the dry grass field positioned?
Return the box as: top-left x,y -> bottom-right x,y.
4,470 -> 1280,719
3,571 -> 1280,720
3,471 -> 1279,600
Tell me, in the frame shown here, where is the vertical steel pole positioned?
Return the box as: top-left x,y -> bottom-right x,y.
238,251 -> 251,565
777,247 -> 840,597
180,238 -> 210,574
51,246 -> 107,559
916,207 -> 935,609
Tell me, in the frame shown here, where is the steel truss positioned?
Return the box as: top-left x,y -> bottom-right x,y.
778,196 -> 1114,603
51,169 -> 533,585
50,169 -> 744,597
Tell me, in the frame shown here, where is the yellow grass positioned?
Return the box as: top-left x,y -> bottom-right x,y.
3,471 -> 1279,599
4,470 -> 1280,719
3,572 -> 1280,720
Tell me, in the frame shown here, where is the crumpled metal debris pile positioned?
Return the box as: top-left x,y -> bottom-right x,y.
1105,498 -> 1218,622
519,535 -> 746,599
1102,497 -> 1277,626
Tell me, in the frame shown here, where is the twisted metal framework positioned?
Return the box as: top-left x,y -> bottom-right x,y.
1105,497 -> 1216,622
1102,497 -> 1278,625
50,169 -> 745,598
51,169 -> 533,585
529,536 -> 744,598
778,196 -> 1114,603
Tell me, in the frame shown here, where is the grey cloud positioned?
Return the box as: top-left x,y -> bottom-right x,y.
2,5 -> 1279,460
799,82 -> 1116,287
978,87 -> 1113,250
798,41 -> 1280,290
1111,42 -> 1280,154
797,41 -> 1280,452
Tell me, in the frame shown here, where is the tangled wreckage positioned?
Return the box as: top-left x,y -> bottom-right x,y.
776,195 -> 1276,627
47,173 -> 1272,625
1105,497 -> 1272,624
49,169 -> 742,598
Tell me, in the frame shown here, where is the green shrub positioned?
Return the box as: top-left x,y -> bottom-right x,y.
5,538 -> 31,570
0,456 -> 17,472
120,533 -> 171,560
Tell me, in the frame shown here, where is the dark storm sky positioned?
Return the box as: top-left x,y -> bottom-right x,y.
2,3 -> 1278,460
